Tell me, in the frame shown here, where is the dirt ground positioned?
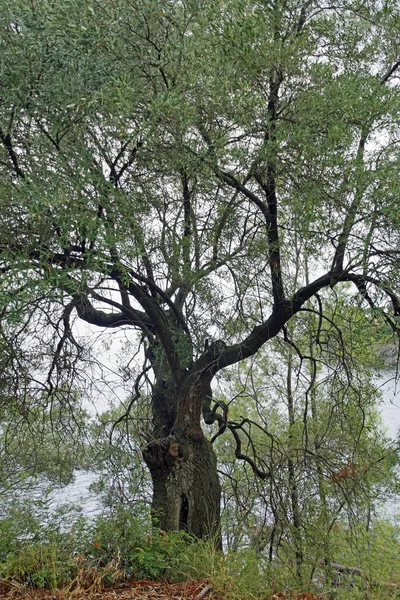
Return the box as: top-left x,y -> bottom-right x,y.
0,579 -> 323,600
0,579 -> 219,600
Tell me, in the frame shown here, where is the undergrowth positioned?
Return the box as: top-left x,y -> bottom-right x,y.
0,502 -> 400,599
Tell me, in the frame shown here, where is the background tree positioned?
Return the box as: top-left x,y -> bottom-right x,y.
214,296 -> 399,585
1,0 -> 400,541
0,327 -> 88,499
89,396 -> 152,515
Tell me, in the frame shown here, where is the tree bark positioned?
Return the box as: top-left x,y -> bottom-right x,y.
142,374 -> 222,547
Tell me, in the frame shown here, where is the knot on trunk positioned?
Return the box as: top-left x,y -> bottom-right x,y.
142,435 -> 181,472
170,422 -> 204,441
182,424 -> 204,441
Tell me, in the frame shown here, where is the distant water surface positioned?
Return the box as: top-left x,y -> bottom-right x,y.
49,374 -> 400,519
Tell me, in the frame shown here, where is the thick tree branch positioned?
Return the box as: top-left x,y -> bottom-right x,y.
73,294 -> 146,329
260,71 -> 285,305
342,272 -> 400,315
228,421 -> 270,480
120,277 -> 183,382
381,58 -> 400,84
331,130 -> 367,274
182,171 -> 192,270
208,267 -> 400,375
0,128 -> 24,178
219,172 -> 271,220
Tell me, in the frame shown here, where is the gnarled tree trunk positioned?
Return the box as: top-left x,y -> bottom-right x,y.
142,373 -> 222,547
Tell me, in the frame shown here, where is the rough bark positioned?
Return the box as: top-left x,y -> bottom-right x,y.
142,374 -> 222,547
143,433 -> 221,544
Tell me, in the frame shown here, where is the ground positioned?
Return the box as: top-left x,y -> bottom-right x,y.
0,580 -> 219,600
0,579 -> 323,600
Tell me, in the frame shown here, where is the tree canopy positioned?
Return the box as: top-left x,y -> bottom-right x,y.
1,0 -> 400,540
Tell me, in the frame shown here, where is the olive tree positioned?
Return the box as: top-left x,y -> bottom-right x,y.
1,0 -> 400,542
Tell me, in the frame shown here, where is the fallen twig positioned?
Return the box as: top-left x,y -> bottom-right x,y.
194,583 -> 213,599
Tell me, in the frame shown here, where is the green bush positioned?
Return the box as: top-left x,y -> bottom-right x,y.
1,501 -> 400,598
0,499 -> 90,589
87,508 -> 195,580
0,542 -> 78,589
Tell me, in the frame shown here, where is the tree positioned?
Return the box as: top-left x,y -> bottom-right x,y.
1,0 -> 400,542
0,325 -> 88,500
214,297 -> 399,584
89,397 -> 152,514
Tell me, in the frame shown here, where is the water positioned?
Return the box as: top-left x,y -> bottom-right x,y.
376,374 -> 400,518
49,471 -> 101,518
378,375 -> 400,439
49,374 -> 400,519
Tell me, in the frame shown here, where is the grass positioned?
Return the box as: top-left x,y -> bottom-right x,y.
0,507 -> 399,599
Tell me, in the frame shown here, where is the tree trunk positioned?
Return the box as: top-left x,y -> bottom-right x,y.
286,354 -> 304,583
142,374 -> 222,547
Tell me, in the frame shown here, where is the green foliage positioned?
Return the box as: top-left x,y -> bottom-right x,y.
0,407 -> 89,488
0,499 -> 89,589
0,391 -> 91,501
1,500 -> 400,598
212,288 -> 400,584
1,542 -> 77,589
0,0 -> 400,576
89,512 -> 194,580
0,0 -> 399,360
322,520 -> 400,599
88,399 -> 152,512
0,504 -> 196,588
